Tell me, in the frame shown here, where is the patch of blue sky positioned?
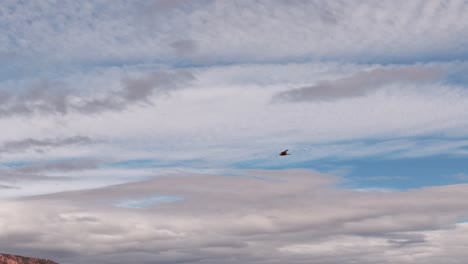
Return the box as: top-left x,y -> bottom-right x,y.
345,155 -> 468,189
0,160 -> 32,169
113,194 -> 183,209
269,155 -> 468,190
445,69 -> 468,87
232,136 -> 468,190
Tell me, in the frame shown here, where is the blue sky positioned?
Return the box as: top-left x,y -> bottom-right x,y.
2,1 -> 468,263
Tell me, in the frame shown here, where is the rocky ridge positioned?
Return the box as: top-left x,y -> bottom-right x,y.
0,253 -> 58,264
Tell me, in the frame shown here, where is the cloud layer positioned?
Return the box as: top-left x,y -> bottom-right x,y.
2,0 -> 468,67
2,170 -> 468,264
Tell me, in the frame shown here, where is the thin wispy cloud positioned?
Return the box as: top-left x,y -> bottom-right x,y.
451,172 -> 468,181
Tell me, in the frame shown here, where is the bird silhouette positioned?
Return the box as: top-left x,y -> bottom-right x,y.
279,149 -> 290,156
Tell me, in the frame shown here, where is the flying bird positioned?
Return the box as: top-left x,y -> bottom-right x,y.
279,149 -> 290,156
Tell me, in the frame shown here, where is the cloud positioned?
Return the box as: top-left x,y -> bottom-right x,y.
136,0 -> 213,18
0,136 -> 94,153
0,184 -> 19,190
2,0 -> 468,66
120,71 -> 194,102
0,80 -> 69,116
0,169 -> 70,183
14,159 -> 102,174
2,170 -> 468,263
113,194 -> 183,209
274,65 -> 446,102
0,71 -> 194,117
451,172 -> 468,181
170,39 -> 198,56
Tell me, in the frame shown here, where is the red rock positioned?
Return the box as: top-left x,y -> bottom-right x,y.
0,253 -> 58,264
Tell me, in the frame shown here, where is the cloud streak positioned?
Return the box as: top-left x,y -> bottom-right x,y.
0,136 -> 94,153
274,65 -> 446,102
14,159 -> 102,174
0,184 -> 19,190
0,71 -> 194,117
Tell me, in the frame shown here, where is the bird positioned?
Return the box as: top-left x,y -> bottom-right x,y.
279,149 -> 290,156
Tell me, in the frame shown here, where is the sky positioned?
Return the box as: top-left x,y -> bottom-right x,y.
2,0 -> 468,263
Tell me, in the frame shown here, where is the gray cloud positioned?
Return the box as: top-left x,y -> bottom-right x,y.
120,71 -> 194,102
0,140 -> 101,183
386,233 -> 427,247
0,80 -> 69,116
0,169 -> 70,182
3,170 -> 468,264
138,0 -> 213,14
274,66 -> 446,102
0,184 -> 19,190
15,159 -> 102,174
0,71 -> 194,117
0,136 -> 94,153
0,50 -> 17,60
170,39 -> 198,56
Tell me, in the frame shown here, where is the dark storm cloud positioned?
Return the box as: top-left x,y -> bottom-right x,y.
0,71 -> 194,118
274,66 -> 446,102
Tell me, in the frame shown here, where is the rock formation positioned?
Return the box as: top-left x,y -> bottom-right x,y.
0,253 -> 58,264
